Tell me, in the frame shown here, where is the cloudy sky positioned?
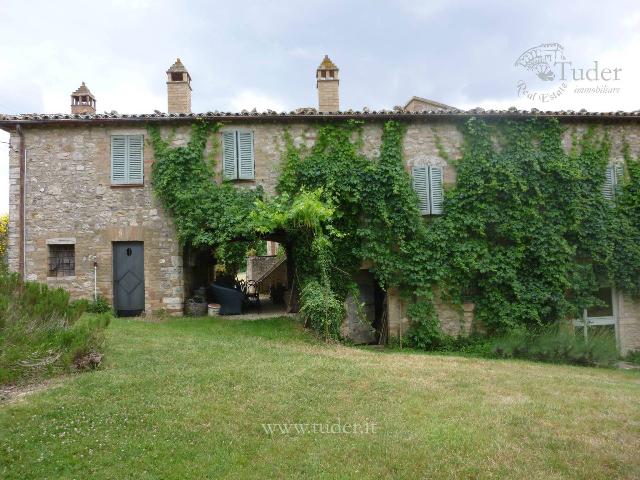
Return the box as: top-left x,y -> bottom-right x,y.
1,0 -> 639,214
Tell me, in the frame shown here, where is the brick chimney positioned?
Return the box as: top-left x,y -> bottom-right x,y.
166,58 -> 192,113
316,55 -> 339,112
70,82 -> 96,114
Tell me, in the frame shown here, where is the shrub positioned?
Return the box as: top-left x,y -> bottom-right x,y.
0,271 -> 111,385
492,325 -> 618,367
0,213 -> 7,265
299,279 -> 345,340
623,350 -> 640,365
435,334 -> 495,356
406,299 -> 444,350
86,295 -> 113,314
0,273 -> 85,326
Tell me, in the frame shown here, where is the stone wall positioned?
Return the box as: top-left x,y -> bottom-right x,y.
246,255 -> 282,281
618,292 -> 640,354
385,287 -> 475,342
8,125 -> 183,314
6,118 -> 640,351
342,270 -> 378,344
386,287 -> 410,340
246,255 -> 287,294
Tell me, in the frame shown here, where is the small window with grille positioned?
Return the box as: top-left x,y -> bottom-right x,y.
48,244 -> 75,277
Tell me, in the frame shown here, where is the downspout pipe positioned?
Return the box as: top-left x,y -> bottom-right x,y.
16,125 -> 25,280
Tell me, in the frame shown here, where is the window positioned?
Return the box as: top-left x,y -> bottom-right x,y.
573,284 -> 618,343
412,165 -> 444,215
111,135 -> 144,185
48,244 -> 75,277
222,130 -> 255,180
603,162 -> 623,201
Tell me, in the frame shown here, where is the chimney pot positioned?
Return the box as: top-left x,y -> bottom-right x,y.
70,82 -> 96,114
166,58 -> 192,114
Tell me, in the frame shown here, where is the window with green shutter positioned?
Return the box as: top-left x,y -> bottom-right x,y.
412,166 -> 430,215
412,165 -> 444,215
111,135 -> 144,185
429,166 -> 444,214
222,131 -> 237,180
603,162 -> 623,201
222,130 -> 255,180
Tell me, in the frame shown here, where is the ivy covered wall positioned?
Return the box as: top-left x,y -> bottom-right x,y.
148,117 -> 640,351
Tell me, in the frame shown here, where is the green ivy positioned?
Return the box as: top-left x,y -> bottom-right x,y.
427,118 -> 640,334
148,117 -> 640,348
609,143 -> 640,295
149,121 -> 262,274
276,120 -> 438,340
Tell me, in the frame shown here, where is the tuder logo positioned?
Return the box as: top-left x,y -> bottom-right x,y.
514,42 -> 622,103
514,43 -> 568,103
514,43 -> 566,81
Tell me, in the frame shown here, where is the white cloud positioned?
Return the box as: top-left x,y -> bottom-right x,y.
622,11 -> 640,28
287,47 -> 317,59
111,0 -> 152,8
1,0 -> 640,215
226,90 -> 287,112
396,0 -> 456,20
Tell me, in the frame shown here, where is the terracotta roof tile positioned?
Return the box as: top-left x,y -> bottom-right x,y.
318,55 -> 338,70
1,109 -> 639,126
71,82 -> 95,99
166,58 -> 188,72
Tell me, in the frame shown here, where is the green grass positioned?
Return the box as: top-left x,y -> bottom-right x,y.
1,316 -> 640,479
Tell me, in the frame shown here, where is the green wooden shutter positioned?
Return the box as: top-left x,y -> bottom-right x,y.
237,131 -> 255,180
603,165 -> 615,201
127,135 -> 144,184
412,166 -> 430,215
429,166 -> 444,215
222,131 -> 237,180
614,163 -> 624,196
111,136 -> 127,184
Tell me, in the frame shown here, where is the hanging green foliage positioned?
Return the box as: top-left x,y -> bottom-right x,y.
148,121 -> 262,273
276,121 -> 438,341
425,118 -> 611,333
251,188 -> 345,339
148,117 -> 640,348
427,118 -> 640,335
609,144 -> 640,295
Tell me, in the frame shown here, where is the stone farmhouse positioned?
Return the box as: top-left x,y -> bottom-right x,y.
1,56 -> 640,352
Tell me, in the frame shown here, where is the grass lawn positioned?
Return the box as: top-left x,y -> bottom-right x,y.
1,316 -> 639,479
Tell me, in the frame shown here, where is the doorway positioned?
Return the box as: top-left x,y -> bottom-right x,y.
113,241 -> 145,316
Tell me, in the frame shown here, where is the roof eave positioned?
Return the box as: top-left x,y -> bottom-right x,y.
1,110 -> 639,129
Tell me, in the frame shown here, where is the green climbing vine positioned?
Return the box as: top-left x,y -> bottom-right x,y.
609,141 -> 640,296
270,120 -> 441,344
149,121 -> 262,274
426,118 -> 613,333
148,117 -> 640,348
